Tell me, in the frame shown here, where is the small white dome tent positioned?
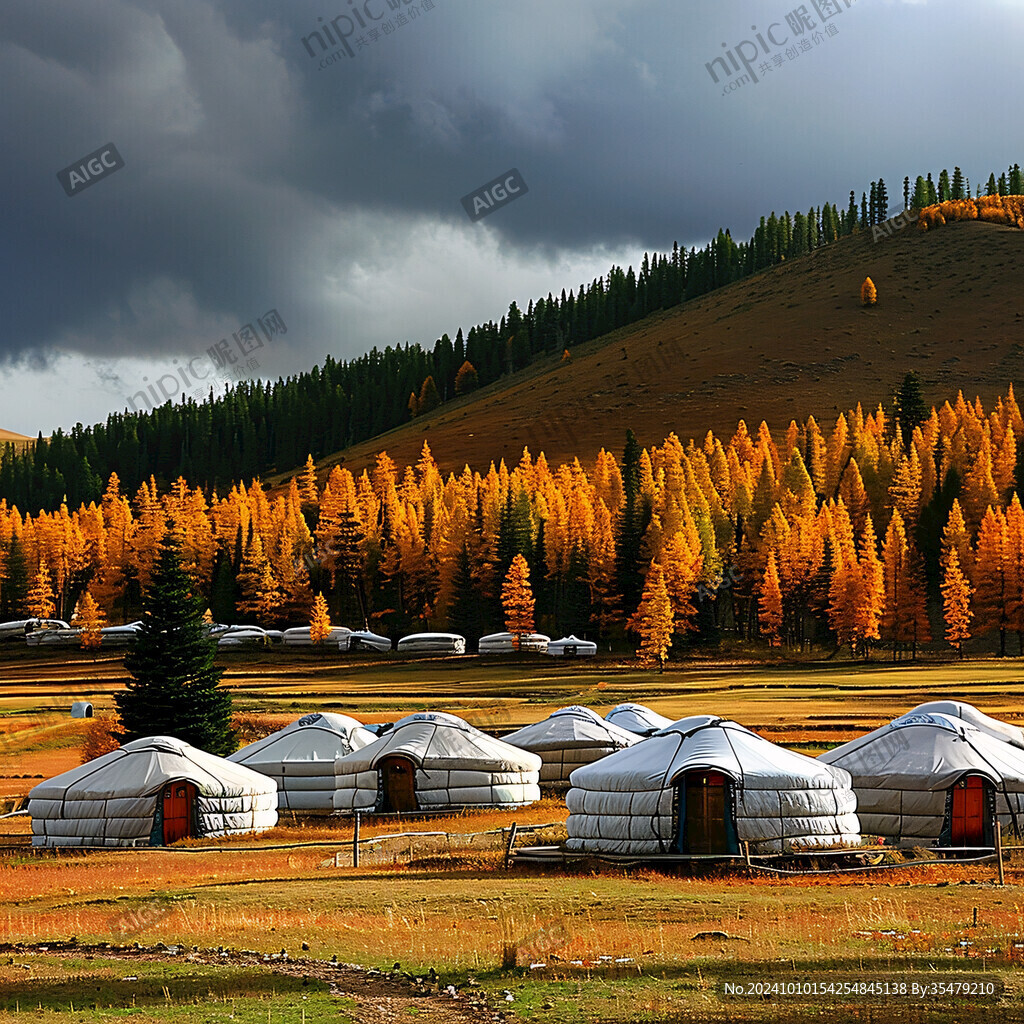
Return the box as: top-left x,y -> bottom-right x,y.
502,706 -> 640,790
333,711 -> 541,814
478,631 -> 550,654
28,736 -> 278,847
228,712 -> 376,811
820,710 -> 1024,848
70,701 -> 93,719
604,703 -> 673,737
566,716 -> 861,856
545,635 -> 596,657
901,701 -> 1024,750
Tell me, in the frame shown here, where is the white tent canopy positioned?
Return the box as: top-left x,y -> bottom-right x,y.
478,632 -> 550,654
545,635 -> 597,656
28,736 -> 278,847
502,706 -> 640,789
604,703 -> 674,736
228,712 -> 376,811
820,710 -> 1024,847
333,711 -> 540,813
566,715 -> 861,856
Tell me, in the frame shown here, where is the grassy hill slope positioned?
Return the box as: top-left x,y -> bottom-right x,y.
296,218 -> 1024,478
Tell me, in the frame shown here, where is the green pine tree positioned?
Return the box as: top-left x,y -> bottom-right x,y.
951,166 -> 965,200
116,527 -> 235,755
1,535 -> 29,619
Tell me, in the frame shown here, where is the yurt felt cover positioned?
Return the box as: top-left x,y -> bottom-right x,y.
566,716 -> 860,855
28,736 -> 278,847
900,701 -> 1024,750
333,711 -> 541,813
819,712 -> 1024,846
501,706 -> 640,787
604,703 -> 674,736
228,712 -> 376,811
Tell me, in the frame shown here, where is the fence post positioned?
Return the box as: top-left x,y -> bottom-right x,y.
353,811 -> 361,869
996,825 -> 1005,886
504,822 -> 519,870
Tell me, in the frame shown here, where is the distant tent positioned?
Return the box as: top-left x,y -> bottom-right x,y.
478,631 -> 550,654
820,709 -> 1024,848
70,702 -> 94,719
28,736 -> 278,847
228,712 -> 376,811
604,703 -> 673,736
346,630 -> 392,652
396,633 -> 466,655
502,706 -> 640,790
333,712 -> 540,813
567,716 -> 861,856
545,635 -> 597,657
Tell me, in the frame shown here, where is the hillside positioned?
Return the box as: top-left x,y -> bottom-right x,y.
0,428 -> 35,452
316,219 -> 1024,476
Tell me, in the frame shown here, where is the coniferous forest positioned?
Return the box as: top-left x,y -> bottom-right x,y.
2,165 -> 1021,514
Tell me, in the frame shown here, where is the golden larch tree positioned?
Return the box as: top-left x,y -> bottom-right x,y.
501,553 -> 535,649
309,592 -> 332,645
941,548 -> 973,659
973,506 -> 1010,656
628,561 -> 674,671
759,549 -> 784,647
26,564 -> 56,619
72,588 -> 105,649
860,276 -> 877,305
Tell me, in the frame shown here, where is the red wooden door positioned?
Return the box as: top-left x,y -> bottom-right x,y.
162,782 -> 196,844
380,757 -> 418,813
684,771 -> 729,854
950,776 -> 987,846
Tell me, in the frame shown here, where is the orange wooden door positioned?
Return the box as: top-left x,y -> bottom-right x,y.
162,782 -> 196,844
683,771 -> 729,854
950,776 -> 987,846
380,757 -> 418,813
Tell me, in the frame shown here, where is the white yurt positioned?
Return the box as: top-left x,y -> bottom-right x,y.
545,635 -> 597,657
566,715 -> 861,856
502,706 -> 641,790
900,701 -> 1024,750
604,703 -> 674,737
820,710 -> 1024,848
28,736 -> 278,847
478,632 -> 550,654
396,633 -> 466,655
228,712 -> 376,811
333,711 -> 541,813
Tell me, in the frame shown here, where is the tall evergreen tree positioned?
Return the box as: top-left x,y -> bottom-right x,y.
116,527 -> 235,755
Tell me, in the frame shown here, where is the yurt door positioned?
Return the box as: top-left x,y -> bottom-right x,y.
949,775 -> 991,846
162,782 -> 197,844
379,757 -> 418,813
681,771 -> 736,855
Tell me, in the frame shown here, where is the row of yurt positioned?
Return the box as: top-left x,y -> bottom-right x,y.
28,737 -> 278,847
820,703 -> 1024,848
566,716 -> 861,855
332,712 -> 541,813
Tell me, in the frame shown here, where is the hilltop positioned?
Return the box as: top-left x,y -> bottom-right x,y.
312,218 -> 1024,477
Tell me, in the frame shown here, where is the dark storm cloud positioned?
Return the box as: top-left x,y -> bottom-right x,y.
1,0 -> 1021,405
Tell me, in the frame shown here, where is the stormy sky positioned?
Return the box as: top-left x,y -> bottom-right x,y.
1,0 -> 1021,434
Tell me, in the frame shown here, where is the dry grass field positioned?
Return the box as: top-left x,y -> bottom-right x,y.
4,653 -> 1024,1020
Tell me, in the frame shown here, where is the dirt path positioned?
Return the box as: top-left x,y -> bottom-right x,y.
0,942 -> 510,1024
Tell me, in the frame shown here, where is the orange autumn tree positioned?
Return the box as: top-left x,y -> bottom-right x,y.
310,592 -> 331,645
72,588 -> 105,649
941,548 -> 973,659
860,276 -> 877,305
759,549 -> 784,647
881,509 -> 930,661
26,564 -> 56,619
501,553 -> 535,650
629,561 -> 674,670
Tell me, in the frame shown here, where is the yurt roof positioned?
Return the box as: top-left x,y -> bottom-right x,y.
900,701 -> 1024,749
548,635 -> 597,648
570,716 -> 851,792
334,712 -> 542,774
228,712 -> 375,765
604,703 -> 674,735
29,736 -> 277,802
502,706 -> 640,751
820,712 -> 1024,790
